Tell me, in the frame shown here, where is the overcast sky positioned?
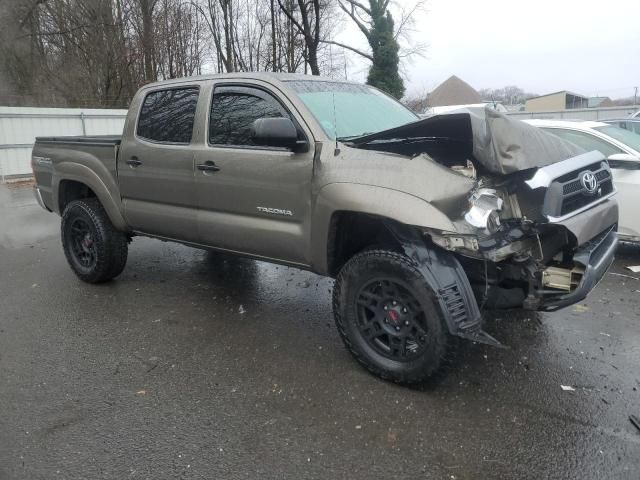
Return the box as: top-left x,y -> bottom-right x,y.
337,0 -> 640,99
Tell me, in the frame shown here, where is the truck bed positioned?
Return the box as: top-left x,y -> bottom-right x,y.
32,135 -> 123,213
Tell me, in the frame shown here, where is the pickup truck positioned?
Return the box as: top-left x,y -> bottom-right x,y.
31,73 -> 619,384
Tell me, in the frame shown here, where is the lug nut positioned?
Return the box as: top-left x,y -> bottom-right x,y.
402,308 -> 408,313
404,320 -> 410,326
383,305 -> 388,311
395,326 -> 400,331
392,300 -> 397,305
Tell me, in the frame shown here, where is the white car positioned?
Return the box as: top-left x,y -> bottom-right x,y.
524,119 -> 640,242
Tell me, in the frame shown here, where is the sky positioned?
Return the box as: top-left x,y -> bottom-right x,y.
336,0 -> 640,99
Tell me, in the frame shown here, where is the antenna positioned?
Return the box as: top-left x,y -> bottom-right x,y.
332,90 -> 340,156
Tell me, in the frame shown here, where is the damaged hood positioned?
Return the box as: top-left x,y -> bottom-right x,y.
345,107 -> 585,175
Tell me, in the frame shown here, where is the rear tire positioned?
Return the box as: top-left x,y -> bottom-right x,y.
333,249 -> 456,384
61,198 -> 128,283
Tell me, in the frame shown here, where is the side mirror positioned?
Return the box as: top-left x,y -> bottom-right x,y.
250,117 -> 307,152
608,153 -> 640,169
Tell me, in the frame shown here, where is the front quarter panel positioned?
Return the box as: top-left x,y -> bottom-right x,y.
310,182 -> 456,274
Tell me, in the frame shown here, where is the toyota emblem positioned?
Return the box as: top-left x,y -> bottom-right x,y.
580,171 -> 598,194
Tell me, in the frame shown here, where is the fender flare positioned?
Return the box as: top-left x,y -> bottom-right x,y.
53,162 -> 128,231
310,182 -> 456,274
384,222 -> 504,348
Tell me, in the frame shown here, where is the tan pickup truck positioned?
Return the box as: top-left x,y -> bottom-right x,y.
31,73 -> 618,384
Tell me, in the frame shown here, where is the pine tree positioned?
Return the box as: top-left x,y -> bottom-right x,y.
365,3 -> 404,99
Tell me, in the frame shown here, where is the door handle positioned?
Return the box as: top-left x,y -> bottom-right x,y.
196,161 -> 221,173
126,157 -> 142,167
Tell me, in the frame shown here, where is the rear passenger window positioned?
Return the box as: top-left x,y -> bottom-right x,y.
137,87 -> 199,143
209,86 -> 289,146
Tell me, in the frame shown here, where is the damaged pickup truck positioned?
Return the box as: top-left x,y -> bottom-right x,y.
31,73 -> 618,384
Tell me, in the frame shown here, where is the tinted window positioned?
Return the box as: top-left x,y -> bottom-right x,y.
544,128 -> 623,157
137,87 -> 199,143
209,86 -> 289,146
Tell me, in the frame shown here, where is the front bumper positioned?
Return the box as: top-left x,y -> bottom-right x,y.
538,227 -> 618,311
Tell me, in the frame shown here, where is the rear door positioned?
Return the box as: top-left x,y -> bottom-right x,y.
118,86 -> 201,242
193,82 -> 314,265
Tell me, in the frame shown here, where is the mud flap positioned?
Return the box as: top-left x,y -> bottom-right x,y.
385,222 -> 505,348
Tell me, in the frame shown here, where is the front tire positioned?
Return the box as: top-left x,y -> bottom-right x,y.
333,249 -> 456,384
61,198 -> 128,283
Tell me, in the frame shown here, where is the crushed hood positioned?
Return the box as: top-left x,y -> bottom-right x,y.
345,107 -> 585,175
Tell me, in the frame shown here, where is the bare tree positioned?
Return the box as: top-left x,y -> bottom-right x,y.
0,0 -> 344,107
276,0 -> 321,75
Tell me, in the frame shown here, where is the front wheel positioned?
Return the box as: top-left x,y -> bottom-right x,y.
332,249 -> 456,384
61,198 -> 128,283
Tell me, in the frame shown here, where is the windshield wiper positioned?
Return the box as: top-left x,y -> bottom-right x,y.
336,132 -> 375,141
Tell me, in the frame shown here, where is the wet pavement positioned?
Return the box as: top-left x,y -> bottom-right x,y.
1,182 -> 639,480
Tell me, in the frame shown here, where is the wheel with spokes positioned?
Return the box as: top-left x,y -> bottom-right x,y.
61,198 -> 128,283
333,249 -> 455,384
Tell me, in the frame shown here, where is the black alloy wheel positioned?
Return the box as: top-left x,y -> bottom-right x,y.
356,279 -> 429,361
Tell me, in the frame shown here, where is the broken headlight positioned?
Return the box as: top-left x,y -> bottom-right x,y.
464,188 -> 503,234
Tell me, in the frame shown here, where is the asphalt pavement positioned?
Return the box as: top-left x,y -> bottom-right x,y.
1,182 -> 639,480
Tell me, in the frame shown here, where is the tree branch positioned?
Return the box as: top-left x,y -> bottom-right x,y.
277,0 -> 306,38
320,39 -> 372,61
338,1 -> 370,40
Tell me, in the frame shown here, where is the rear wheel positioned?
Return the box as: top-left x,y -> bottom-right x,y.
61,198 -> 128,283
333,249 -> 455,384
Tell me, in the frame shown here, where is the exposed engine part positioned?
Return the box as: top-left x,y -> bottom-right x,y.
542,265 -> 585,292
450,160 -> 476,179
430,234 -> 479,253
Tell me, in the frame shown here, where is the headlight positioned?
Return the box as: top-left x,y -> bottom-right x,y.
464,188 -> 503,234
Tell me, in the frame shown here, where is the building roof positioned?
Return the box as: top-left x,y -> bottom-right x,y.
427,75 -> 481,107
527,90 -> 587,101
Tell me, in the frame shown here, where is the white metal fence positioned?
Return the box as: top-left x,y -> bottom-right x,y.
507,105 -> 640,121
0,107 -> 127,181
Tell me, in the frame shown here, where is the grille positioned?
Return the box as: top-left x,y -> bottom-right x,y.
543,161 -> 614,218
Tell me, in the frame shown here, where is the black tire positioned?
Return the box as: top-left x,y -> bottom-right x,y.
61,198 -> 128,283
333,249 -> 456,384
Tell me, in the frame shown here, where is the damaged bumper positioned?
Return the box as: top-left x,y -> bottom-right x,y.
538,226 -> 617,311
427,197 -> 618,313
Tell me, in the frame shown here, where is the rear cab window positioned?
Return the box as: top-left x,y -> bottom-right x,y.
137,87 -> 199,144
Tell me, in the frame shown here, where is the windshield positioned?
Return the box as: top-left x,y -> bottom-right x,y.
287,80 -> 418,140
594,125 -> 640,153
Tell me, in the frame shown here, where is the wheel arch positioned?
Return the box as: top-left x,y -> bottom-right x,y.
311,183 -> 456,276
53,163 -> 127,231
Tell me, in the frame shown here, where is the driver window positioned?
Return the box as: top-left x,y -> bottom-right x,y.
209,86 -> 290,146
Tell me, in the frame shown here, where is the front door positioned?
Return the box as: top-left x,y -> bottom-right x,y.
118,86 -> 201,242
194,83 -> 314,266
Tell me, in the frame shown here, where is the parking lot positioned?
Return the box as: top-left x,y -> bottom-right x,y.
1,182 -> 639,480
